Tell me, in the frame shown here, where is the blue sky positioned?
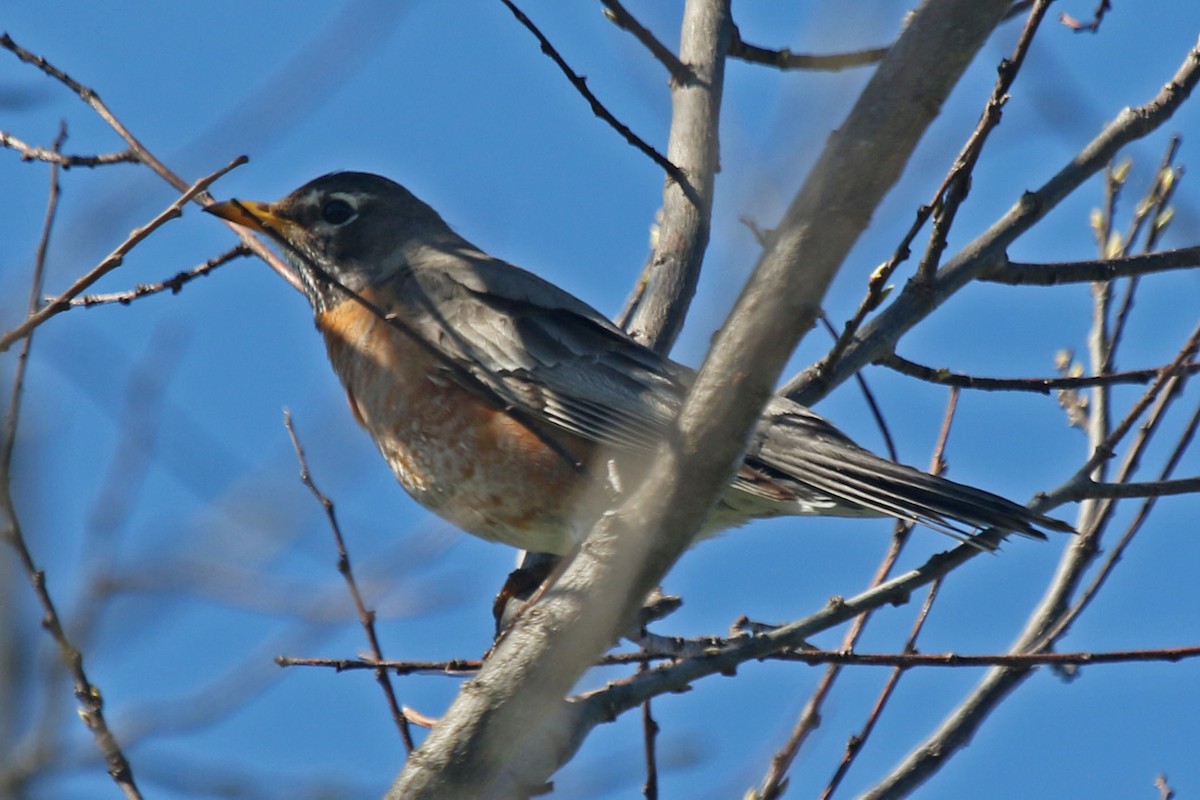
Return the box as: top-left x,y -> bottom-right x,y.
3,3 -> 1199,798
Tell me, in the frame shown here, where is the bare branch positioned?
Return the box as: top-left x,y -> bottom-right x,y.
66,245 -> 251,307
729,27 -> 888,71
786,34 -> 1200,405
1037,391 -> 1200,650
1,130 -> 139,167
388,2 -> 1022,795
817,581 -> 944,800
499,0 -> 686,188
982,245 -> 1200,285
0,33 -> 300,291
285,640 -> 1200,676
860,307 -> 1200,800
817,0 -> 1052,379
600,0 -> 691,83
783,645 -> 1200,669
756,390 -> 959,799
618,0 -> 731,351
881,352 -> 1200,393
0,155 -> 248,352
914,0 -> 1053,283
0,125 -> 144,800
1060,476 -> 1200,502
639,662 -> 660,800
283,411 -> 415,752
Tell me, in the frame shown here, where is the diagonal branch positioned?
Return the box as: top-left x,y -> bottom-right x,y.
815,0 -> 1051,381
387,1 -> 1018,796
498,0 -> 686,189
785,34 -> 1200,405
0,33 -> 299,292
600,0 -> 691,83
0,156 -> 247,352
66,246 -> 251,307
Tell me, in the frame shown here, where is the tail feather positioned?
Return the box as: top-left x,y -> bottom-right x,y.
747,401 -> 1073,543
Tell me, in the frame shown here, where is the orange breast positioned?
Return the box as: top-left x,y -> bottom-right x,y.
315,288 -> 588,554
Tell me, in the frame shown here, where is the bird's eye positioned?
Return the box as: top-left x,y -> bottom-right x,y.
320,198 -> 356,226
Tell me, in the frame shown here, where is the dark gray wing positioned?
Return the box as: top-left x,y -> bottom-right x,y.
389,242 -> 689,452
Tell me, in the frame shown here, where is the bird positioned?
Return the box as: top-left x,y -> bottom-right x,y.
206,171 -> 1071,557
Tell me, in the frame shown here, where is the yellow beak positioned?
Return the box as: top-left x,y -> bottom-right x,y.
206,199 -> 300,241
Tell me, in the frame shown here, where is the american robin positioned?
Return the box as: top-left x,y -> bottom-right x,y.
206,172 -> 1071,556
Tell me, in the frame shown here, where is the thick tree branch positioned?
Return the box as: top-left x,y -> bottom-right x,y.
387,1 -> 1016,796
618,0 -> 730,353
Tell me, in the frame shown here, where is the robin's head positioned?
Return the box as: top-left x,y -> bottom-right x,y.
208,171 -> 456,313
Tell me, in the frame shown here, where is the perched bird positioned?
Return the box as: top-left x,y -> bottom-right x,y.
207,172 -> 1071,555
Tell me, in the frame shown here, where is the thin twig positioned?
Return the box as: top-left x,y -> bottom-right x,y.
277,649 -> 666,674
882,352 -> 1200,393
1060,0 -> 1112,33
754,389 -> 959,800
785,26 -> 1200,409
914,0 -> 1053,284
729,28 -> 888,71
498,0 -> 688,188
639,660 -> 659,800
1038,394 -> 1200,650
1073,322 -> 1200,482
67,245 -> 251,307
1108,140 -> 1183,366
0,155 -> 248,352
820,316 -> 898,461
981,244 -> 1200,285
282,642 -> 1200,675
775,645 -> 1200,668
818,580 -> 943,800
0,33 -> 299,292
817,0 -> 1051,381
283,411 -> 415,752
815,392 -> 960,799
600,0 -> 691,83
0,126 -> 144,800
0,130 -> 139,167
